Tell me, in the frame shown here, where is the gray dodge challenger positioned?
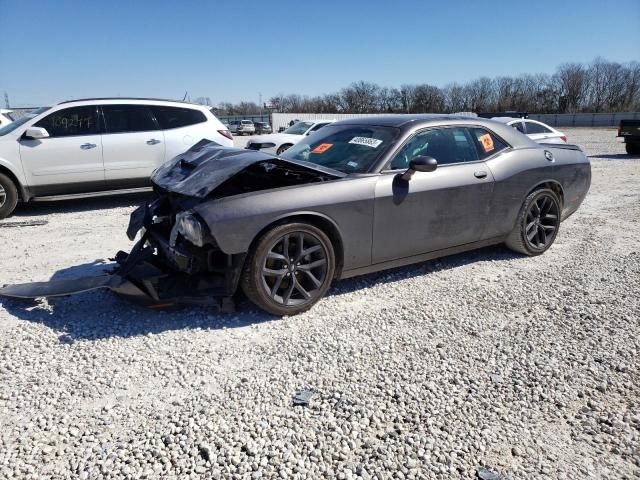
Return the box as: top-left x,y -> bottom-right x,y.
0,115 -> 591,315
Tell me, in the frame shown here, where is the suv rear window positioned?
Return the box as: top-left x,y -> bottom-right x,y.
152,106 -> 206,129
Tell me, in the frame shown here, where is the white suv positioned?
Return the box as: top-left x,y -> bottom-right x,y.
0,98 -> 233,218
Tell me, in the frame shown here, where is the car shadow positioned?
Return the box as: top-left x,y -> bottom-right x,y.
588,153 -> 639,160
328,244 -> 520,297
1,245 -> 520,343
11,192 -> 153,218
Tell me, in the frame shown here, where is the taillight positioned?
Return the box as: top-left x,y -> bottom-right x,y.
560,135 -> 567,143
218,129 -> 233,140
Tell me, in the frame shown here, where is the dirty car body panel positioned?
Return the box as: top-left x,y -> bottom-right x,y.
0,116 -> 591,311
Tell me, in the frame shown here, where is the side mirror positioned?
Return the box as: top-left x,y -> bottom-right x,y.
401,156 -> 437,181
24,126 -> 50,140
247,142 -> 276,151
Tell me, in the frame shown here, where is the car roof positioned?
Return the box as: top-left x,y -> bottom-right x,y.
57,97 -> 209,109
491,116 -> 519,123
334,114 -> 475,128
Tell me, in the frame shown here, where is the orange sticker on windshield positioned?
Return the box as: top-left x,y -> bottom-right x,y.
479,133 -> 494,153
311,143 -> 333,154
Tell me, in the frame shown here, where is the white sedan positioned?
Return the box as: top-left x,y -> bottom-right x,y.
246,120 -> 334,154
492,117 -> 567,144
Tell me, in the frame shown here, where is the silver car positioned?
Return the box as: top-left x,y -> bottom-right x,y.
2,115 -> 591,316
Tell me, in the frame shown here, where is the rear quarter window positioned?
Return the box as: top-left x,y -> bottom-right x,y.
469,127 -> 509,159
152,106 -> 207,129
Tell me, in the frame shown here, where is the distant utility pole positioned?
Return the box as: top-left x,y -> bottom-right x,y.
259,92 -> 262,115
3,91 -> 9,108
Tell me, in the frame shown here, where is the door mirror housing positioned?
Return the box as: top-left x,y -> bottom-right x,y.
24,126 -> 50,140
401,156 -> 437,181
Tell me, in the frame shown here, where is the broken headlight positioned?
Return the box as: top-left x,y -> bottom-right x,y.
171,211 -> 207,247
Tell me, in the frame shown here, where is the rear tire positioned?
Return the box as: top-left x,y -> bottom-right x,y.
276,144 -> 292,155
241,223 -> 335,316
625,143 -> 640,155
505,188 -> 561,256
0,173 -> 18,220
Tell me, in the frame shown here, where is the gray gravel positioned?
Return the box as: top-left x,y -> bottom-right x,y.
0,128 -> 638,479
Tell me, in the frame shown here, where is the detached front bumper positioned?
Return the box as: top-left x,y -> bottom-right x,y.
0,199 -> 244,312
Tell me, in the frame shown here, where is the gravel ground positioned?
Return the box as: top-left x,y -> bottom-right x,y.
0,128 -> 638,479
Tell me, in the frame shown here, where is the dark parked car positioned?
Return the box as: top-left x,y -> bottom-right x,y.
254,122 -> 272,134
618,119 -> 640,155
1,115 -> 591,316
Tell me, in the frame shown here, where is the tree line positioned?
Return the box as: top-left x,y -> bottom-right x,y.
210,58 -> 640,116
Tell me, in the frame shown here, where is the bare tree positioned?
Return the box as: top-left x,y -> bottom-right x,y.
218,57 -> 638,116
556,63 -> 589,113
442,83 -> 466,112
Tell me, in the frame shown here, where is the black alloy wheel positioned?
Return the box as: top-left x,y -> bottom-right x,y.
524,193 -> 560,251
506,188 -> 561,256
241,223 -> 335,316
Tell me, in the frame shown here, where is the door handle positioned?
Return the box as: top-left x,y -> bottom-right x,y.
80,143 -> 96,149
147,139 -> 161,145
474,170 -> 488,179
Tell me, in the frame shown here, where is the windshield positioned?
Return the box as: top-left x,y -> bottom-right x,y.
0,107 -> 51,136
280,125 -> 400,174
284,121 -> 313,135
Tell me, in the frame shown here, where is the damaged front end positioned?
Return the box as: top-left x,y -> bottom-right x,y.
114,192 -> 246,310
0,140 -> 342,311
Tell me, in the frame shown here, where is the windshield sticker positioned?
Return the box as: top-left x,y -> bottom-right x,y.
349,137 -> 383,148
311,143 -> 333,154
478,133 -> 495,153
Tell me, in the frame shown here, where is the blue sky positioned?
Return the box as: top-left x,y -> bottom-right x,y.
1,0 -> 638,106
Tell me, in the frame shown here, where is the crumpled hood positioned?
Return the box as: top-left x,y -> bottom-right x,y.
151,139 -> 344,198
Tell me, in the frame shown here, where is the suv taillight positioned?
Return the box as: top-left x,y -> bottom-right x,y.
560,135 -> 567,143
218,130 -> 233,140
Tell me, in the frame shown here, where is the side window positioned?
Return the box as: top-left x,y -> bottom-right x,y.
34,106 -> 98,137
525,122 -> 551,134
102,105 -> 157,133
511,121 -> 525,133
469,127 -> 508,159
389,127 -> 479,170
152,106 -> 207,129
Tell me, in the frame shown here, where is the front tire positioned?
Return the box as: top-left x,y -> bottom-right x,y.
241,223 -> 335,316
505,188 -> 561,256
0,173 -> 18,220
